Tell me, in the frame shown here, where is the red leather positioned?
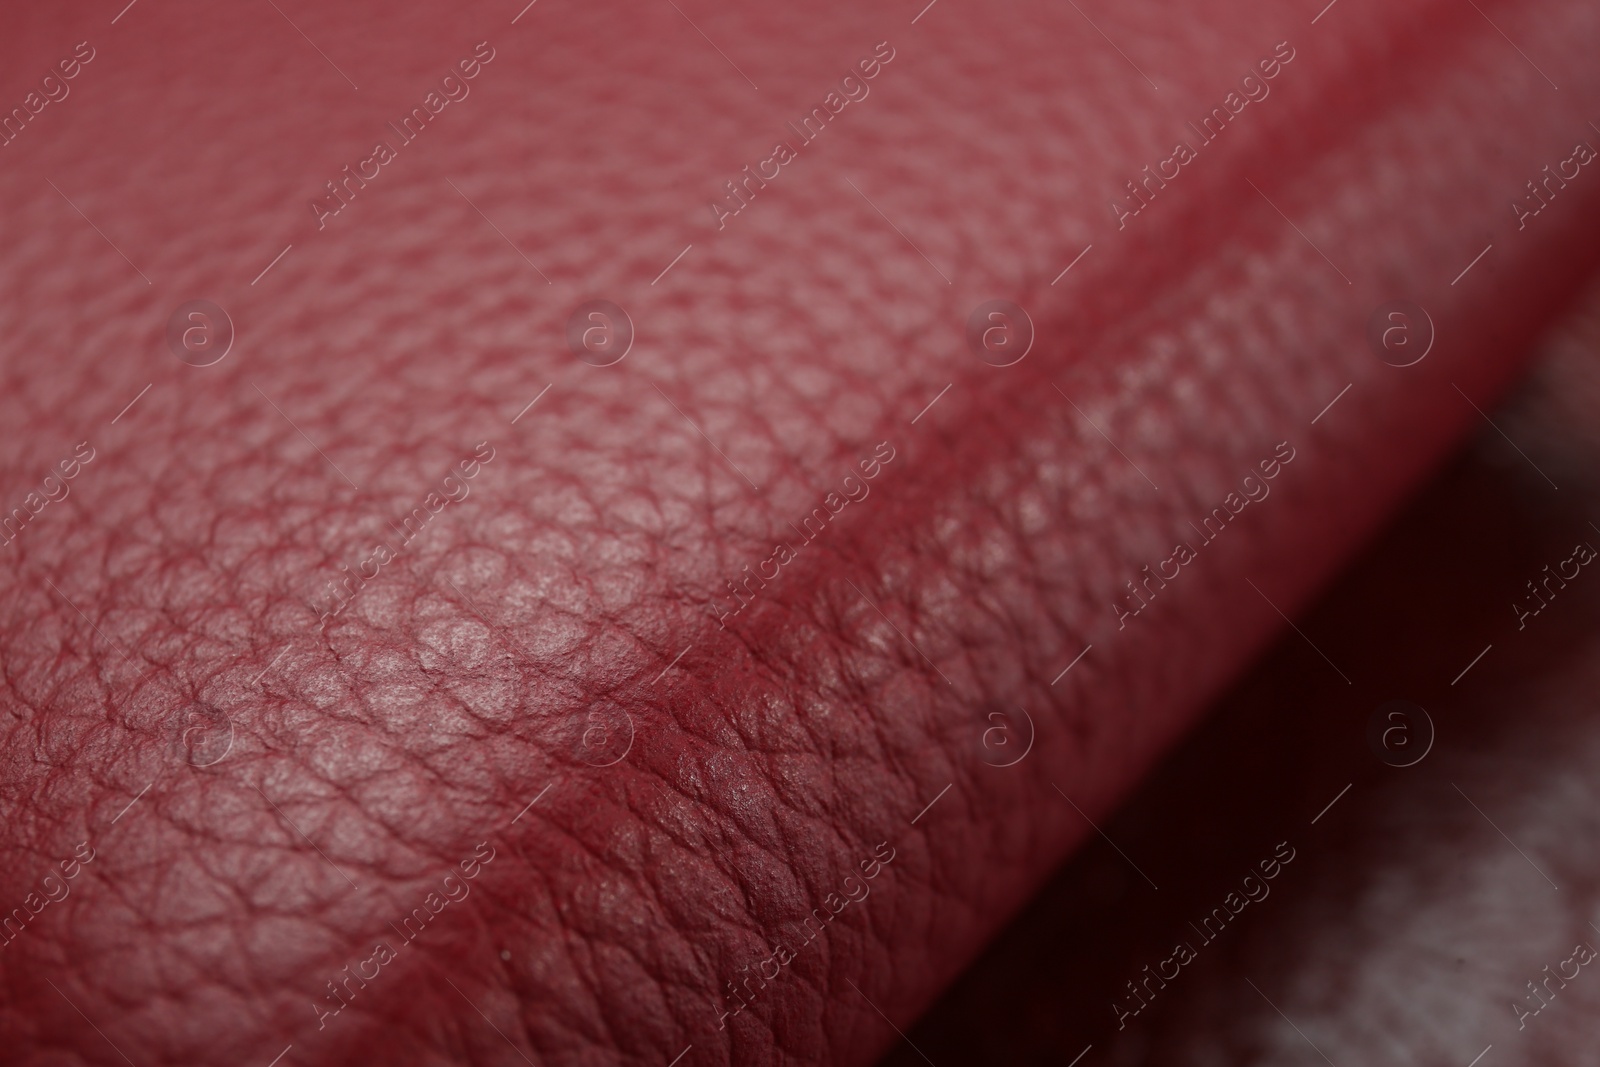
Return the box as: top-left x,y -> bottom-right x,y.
889,278 -> 1600,1065
0,0 -> 1597,1064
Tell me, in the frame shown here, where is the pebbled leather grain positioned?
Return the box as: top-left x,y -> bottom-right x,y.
887,275 -> 1600,1065
0,0 -> 1598,1064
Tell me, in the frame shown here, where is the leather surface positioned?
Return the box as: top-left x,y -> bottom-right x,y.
0,0 -> 1598,1064
887,275 -> 1600,1065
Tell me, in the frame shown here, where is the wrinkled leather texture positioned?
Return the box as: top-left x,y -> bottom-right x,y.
889,276 -> 1600,1065
1,0 -> 1598,1065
